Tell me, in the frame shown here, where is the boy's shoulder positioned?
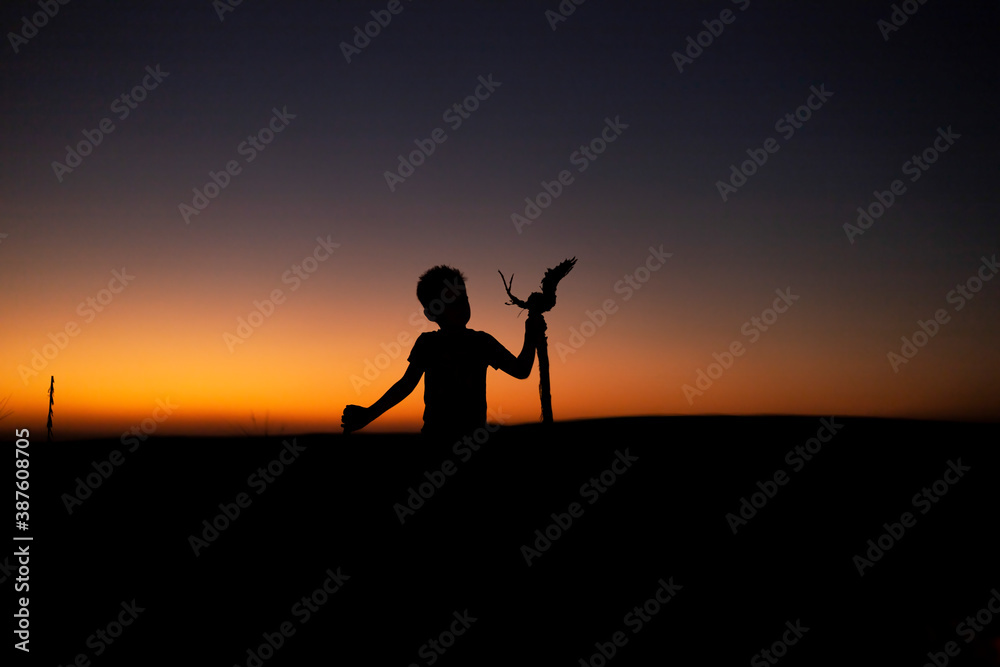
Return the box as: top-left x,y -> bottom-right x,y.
410,328 -> 509,369
417,329 -> 493,340
412,329 -> 507,352
414,328 -> 498,344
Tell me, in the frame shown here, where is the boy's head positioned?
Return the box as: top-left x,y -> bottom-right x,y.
417,265 -> 470,329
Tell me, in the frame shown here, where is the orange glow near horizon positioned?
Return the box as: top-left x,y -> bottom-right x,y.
5,290 -> 999,441
3,209 -> 999,439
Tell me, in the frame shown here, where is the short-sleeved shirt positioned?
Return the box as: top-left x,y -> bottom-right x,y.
407,328 -> 514,439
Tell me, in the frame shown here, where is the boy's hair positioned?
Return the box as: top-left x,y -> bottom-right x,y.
417,265 -> 467,310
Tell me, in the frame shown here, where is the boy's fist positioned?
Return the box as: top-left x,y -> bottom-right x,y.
525,314 -> 547,343
341,404 -> 374,434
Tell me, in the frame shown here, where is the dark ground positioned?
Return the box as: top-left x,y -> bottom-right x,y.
13,417 -> 1000,665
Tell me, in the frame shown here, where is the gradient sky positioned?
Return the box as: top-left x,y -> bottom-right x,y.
2,0 -> 998,438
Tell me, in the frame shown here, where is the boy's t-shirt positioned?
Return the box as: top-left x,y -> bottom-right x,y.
407,328 -> 515,438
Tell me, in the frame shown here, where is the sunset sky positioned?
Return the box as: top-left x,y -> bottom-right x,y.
2,0 -> 998,438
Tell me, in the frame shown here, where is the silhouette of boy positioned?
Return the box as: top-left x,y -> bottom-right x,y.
342,266 -> 545,440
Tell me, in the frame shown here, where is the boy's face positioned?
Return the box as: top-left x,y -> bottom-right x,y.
425,281 -> 470,330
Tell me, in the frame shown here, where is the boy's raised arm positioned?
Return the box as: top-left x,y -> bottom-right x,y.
342,363 -> 423,433
499,315 -> 546,380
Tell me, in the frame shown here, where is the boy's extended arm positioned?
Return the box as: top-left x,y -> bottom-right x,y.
369,363 -> 422,417
342,363 -> 422,433
500,315 -> 546,380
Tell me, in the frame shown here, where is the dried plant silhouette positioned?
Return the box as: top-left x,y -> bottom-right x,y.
228,410 -> 278,438
342,266 -> 545,439
47,375 -> 55,442
499,257 -> 577,423
0,393 -> 13,422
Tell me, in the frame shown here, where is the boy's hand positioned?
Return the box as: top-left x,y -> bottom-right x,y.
525,314 -> 547,344
341,404 -> 374,434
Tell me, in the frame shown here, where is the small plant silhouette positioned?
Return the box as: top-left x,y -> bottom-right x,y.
47,376 -> 55,442
0,394 -> 13,422
229,410 -> 279,438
